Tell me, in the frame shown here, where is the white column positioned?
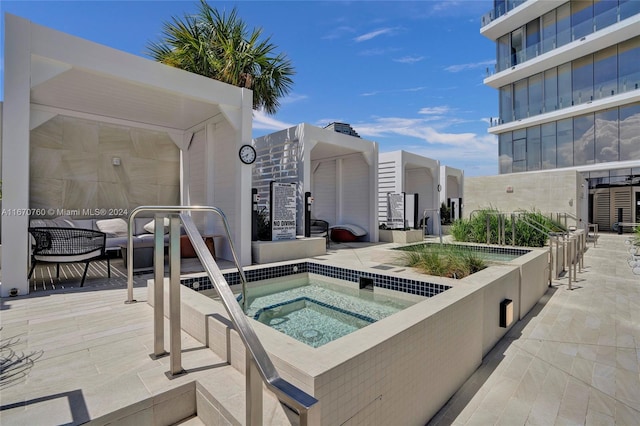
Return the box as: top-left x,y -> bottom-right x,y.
1,16 -> 31,297
236,89 -> 254,266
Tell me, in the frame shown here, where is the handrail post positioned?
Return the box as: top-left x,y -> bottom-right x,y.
567,236 -> 573,290
169,215 -> 184,375
486,215 -> 490,245
154,214 -> 166,358
246,353 -> 263,425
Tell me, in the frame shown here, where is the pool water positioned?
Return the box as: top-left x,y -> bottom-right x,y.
245,276 -> 416,347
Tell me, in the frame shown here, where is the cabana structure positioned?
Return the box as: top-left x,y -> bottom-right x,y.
1,14 -> 254,296
378,150 -> 441,234
252,123 -> 379,242
440,165 -> 465,221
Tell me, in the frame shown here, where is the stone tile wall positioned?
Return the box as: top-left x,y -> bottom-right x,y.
30,115 -> 180,214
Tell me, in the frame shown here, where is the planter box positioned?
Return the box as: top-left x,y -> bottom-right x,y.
251,237 -> 326,264
379,229 -> 423,244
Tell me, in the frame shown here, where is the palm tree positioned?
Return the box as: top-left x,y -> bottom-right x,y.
147,0 -> 295,115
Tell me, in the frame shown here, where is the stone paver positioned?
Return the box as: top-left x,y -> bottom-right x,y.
429,233 -> 640,425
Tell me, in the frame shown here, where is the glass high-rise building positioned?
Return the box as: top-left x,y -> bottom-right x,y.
481,0 -> 640,231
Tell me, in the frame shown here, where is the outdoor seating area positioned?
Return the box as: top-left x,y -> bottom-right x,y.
27,227 -> 111,287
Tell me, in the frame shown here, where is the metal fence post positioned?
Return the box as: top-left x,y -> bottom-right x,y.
154,214 -> 166,358
169,215 -> 183,376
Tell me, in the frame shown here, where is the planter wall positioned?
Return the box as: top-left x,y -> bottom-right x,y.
379,229 -> 424,244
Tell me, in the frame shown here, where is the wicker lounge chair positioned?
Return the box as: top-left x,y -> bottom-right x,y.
28,227 -> 111,286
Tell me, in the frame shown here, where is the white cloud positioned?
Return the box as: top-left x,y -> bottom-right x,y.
322,25 -> 356,40
358,47 -> 401,57
354,27 -> 395,42
370,122 -> 498,177
393,55 -> 425,64
252,109 -> 295,131
280,93 -> 308,105
419,106 -> 451,115
359,86 -> 426,96
445,60 -> 494,73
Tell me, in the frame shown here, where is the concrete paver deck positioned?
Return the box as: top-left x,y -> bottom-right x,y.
429,233 -> 640,425
1,233 -> 637,425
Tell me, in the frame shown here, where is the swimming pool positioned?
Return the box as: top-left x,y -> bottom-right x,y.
246,276 -> 416,347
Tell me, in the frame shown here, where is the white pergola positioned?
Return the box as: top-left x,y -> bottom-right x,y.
378,150 -> 441,234
1,14 -> 254,296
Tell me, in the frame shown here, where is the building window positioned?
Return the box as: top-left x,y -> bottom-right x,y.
541,122 -> 557,169
593,45 -> 618,99
557,118 -> 574,167
572,55 -> 594,105
512,130 -> 527,173
556,2 -> 572,47
500,85 -> 513,123
498,36 -> 640,124
619,36 -> 640,93
514,79 -> 528,119
543,68 -> 558,113
594,0 -> 618,30
571,0 -> 594,41
511,28 -> 524,66
527,126 -> 542,171
529,73 -> 543,116
620,102 -> 640,160
573,113 -> 595,166
620,0 -> 640,20
542,10 -> 557,54
595,108 -> 619,162
558,62 -> 573,109
497,34 -> 511,72
499,132 -> 513,174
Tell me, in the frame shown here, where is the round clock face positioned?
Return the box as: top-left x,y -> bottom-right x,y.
239,144 -> 256,164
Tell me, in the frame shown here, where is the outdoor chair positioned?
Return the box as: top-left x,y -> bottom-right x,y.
28,227 -> 111,287
310,219 -> 330,247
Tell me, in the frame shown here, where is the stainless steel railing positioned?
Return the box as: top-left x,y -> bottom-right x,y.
125,206 -> 247,309
124,206 -> 318,425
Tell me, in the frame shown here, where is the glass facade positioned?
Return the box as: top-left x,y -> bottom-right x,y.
498,103 -> 640,174
488,2 -> 640,232
498,36 -> 640,124
494,0 -> 638,73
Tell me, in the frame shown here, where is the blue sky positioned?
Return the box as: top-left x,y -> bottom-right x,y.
1,0 -> 498,176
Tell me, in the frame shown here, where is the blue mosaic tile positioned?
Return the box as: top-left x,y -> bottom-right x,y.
182,261 -> 452,299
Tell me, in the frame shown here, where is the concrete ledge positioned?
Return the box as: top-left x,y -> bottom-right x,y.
251,237 -> 326,264
379,229 -> 423,243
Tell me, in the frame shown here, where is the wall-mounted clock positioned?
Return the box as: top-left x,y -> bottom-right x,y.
239,144 -> 257,164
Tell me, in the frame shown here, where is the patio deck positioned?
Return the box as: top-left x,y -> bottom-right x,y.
0,233 -> 638,424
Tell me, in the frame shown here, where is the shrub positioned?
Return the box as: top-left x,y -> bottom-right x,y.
404,244 -> 487,279
451,208 -> 565,248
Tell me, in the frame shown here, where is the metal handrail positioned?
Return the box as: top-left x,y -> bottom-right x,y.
124,206 -> 318,424
180,214 -> 318,423
125,206 -> 247,309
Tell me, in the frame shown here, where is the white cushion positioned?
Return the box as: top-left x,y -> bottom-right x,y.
143,218 -> 170,234
96,218 -> 128,237
329,224 -> 367,236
